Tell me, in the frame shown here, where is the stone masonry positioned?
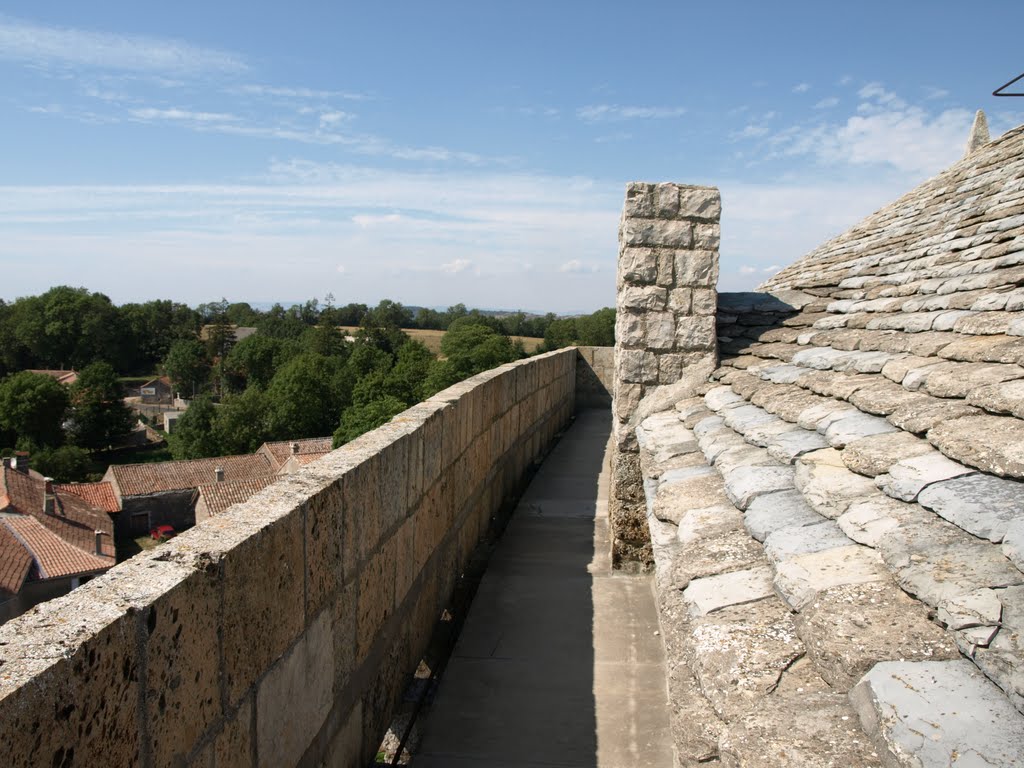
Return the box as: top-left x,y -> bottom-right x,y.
611,182 -> 720,568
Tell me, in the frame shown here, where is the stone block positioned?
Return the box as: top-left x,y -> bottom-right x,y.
692,222 -> 720,249
615,310 -> 644,348
657,352 -> 684,383
690,287 -> 717,315
620,285 -> 668,312
723,465 -> 796,510
623,182 -> 655,218
645,311 -> 676,350
682,564 -> 774,615
773,544 -> 889,611
656,248 -> 675,287
618,348 -> 659,384
324,701 -> 364,768
668,287 -> 692,313
744,489 -> 824,542
331,578 -> 358,692
622,218 -> 693,249
675,249 -> 719,287
305,480 -> 345,619
918,472 -> 1024,543
677,186 -> 721,220
618,246 -> 658,285
876,452 -> 975,502
675,315 -> 717,351
615,382 -> 642,421
144,562 -> 223,766
763,520 -> 852,564
655,182 -> 680,217
343,454 -> 382,568
215,695 -> 254,768
394,516 -> 417,611
257,610 -> 334,768
220,507 -> 305,706
356,534 -> 397,665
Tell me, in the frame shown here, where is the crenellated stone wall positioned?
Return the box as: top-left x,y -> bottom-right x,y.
611,183 -> 720,568
0,349 -> 581,768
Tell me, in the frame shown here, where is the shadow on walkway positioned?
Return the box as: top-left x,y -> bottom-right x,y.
414,410 -> 671,768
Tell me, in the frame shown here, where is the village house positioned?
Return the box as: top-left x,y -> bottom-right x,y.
256,436 -> 333,472
25,369 -> 78,386
137,375 -> 173,404
0,458 -> 115,624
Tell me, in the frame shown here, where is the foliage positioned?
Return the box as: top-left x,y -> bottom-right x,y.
0,371 -> 70,450
167,396 -> 221,459
162,339 -> 210,397
33,445 -> 93,483
333,396 -> 407,447
425,319 -> 519,394
542,307 -> 615,350
264,353 -> 350,441
224,335 -> 300,390
67,362 -> 135,449
213,386 -> 272,455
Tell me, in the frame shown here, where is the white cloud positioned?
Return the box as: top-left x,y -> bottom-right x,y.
130,107 -> 238,123
238,84 -> 366,101
335,265 -> 347,274
559,259 -> 599,274
924,86 -> 950,100
577,104 -> 686,122
792,83 -> 810,93
440,259 -> 473,274
0,15 -> 246,75
318,111 -> 349,128
814,97 -> 839,109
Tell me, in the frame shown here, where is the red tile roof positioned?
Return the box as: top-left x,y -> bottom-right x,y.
0,521 -> 33,594
258,437 -> 334,470
1,515 -> 111,580
105,453 -> 274,497
196,475 -> 278,517
53,481 -> 120,513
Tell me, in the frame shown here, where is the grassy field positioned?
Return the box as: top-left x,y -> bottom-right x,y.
339,327 -> 544,355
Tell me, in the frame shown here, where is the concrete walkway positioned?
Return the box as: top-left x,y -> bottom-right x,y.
415,410 -> 673,768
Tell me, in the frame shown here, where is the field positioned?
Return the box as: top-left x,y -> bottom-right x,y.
338,327 -> 544,355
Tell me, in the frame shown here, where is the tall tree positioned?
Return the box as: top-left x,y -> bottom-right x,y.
162,339 -> 210,397
0,371 -> 70,450
168,396 -> 220,459
67,362 -> 135,450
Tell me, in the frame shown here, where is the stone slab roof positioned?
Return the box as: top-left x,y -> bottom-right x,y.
104,453 -> 274,497
53,482 -> 120,513
195,475 -> 277,517
634,124 -> 1024,763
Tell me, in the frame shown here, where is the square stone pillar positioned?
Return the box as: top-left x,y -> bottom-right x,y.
610,183 -> 720,569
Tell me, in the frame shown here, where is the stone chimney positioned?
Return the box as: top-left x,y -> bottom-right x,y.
94,531 -> 104,556
13,452 -> 29,474
214,466 -> 225,483
964,110 -> 990,157
290,442 -> 301,455
43,478 -> 56,516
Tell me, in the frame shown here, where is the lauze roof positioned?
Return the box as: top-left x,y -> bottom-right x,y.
636,122 -> 1024,762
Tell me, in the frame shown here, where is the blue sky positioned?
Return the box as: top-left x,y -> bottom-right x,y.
2,2 -> 1022,314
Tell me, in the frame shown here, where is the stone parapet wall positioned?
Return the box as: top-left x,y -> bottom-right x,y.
574,346 -> 614,409
0,349 -> 577,768
611,183 -> 720,568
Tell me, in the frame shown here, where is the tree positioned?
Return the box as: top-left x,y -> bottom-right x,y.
576,307 -> 615,346
264,353 -> 349,440
67,362 -> 135,449
224,335 -> 299,390
213,386 -> 272,455
333,396 -> 406,447
162,339 -> 210,397
0,372 -> 70,450
33,446 -> 92,483
118,300 -> 200,374
168,396 -> 221,459
425,320 -> 518,394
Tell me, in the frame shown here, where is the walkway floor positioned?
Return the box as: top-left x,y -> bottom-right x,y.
415,410 -> 673,768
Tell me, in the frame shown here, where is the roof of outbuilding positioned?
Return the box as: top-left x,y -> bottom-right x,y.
105,453 -> 274,497
257,437 -> 333,470
0,522 -> 33,595
53,482 -> 120,513
195,475 -> 278,517
0,515 -> 111,581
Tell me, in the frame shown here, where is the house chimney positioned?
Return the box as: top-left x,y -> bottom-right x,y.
43,477 -> 56,515
964,109 -> 990,157
13,451 -> 29,474
290,442 -> 300,455
95,531 -> 104,556
215,466 -> 224,483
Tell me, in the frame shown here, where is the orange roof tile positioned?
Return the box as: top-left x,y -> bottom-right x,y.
258,437 -> 334,470
2,515 -> 112,580
0,520 -> 33,594
53,481 -> 120,513
196,476 -> 278,517
105,453 -> 274,497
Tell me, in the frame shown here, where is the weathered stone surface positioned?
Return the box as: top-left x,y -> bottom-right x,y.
705,385 -> 745,411
970,586 -> 1024,714
676,504 -> 744,544
794,581 -> 960,691
937,588 -> 1002,630
917,473 -> 1024,542
968,378 -> 1024,417
1005,518 -> 1024,570
652,468 -> 728,526
688,598 -> 804,720
796,401 -> 858,432
850,660 -> 1024,768
773,545 -> 889,611
877,511 -> 1024,608
621,218 -> 693,249
923,361 -> 1024,398
888,397 -> 981,433
744,489 -> 824,542
763,521 -> 852,564
718,690 -> 883,768
876,451 -> 976,502
823,411 -> 898,449
682,565 -> 775,616
796,448 -> 879,518
842,431 -> 933,477
838,495 -> 918,548
928,414 -> 1024,478
766,428 -> 829,464
723,464 -> 796,510
849,381 -> 927,416
672,530 -> 768,589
